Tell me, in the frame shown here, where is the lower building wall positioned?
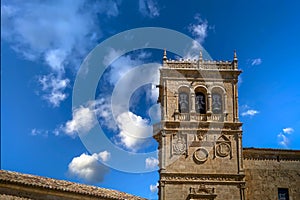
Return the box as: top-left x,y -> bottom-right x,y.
163,183 -> 242,200
244,159 -> 300,200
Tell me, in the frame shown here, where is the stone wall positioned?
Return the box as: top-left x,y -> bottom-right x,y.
243,148 -> 300,200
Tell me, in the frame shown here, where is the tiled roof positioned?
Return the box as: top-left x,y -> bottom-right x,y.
0,170 -> 146,200
0,194 -> 33,200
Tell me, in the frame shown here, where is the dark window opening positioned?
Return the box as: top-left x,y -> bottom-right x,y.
179,92 -> 189,113
278,188 -> 289,200
212,93 -> 222,114
195,92 -> 206,114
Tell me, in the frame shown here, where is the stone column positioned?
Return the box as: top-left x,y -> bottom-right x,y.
161,130 -> 166,170
235,80 -> 239,122
237,132 -> 244,173
207,92 -> 212,113
163,80 -> 167,120
190,92 -> 195,113
159,181 -> 165,200
174,92 -> 179,113
239,183 -> 246,200
224,93 -> 228,121
233,79 -> 239,122
174,92 -> 179,121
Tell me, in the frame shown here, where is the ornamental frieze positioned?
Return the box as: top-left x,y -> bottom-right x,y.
160,173 -> 244,183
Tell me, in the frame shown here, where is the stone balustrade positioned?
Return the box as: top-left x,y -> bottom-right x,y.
174,112 -> 226,122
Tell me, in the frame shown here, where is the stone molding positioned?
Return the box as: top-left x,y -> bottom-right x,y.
160,173 -> 245,184
243,148 -> 300,161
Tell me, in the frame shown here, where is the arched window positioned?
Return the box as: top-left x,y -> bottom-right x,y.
212,93 -> 222,114
178,92 -> 189,113
195,92 -> 206,114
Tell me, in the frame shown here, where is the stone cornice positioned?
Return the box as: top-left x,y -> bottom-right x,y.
243,148 -> 300,161
160,172 -> 245,184
160,121 -> 243,130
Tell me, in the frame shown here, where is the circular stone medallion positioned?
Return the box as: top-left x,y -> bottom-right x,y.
193,148 -> 209,163
216,142 -> 231,157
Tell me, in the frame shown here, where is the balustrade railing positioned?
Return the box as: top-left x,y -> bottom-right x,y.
174,112 -> 225,122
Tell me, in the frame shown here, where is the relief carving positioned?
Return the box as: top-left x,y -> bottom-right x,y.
172,132 -> 186,155
214,135 -> 232,159
216,142 -> 231,157
188,184 -> 217,200
193,148 -> 209,163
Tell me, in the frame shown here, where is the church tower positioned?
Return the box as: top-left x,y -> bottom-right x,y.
154,50 -> 245,200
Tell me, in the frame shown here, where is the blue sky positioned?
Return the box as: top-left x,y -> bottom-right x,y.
1,0 -> 300,199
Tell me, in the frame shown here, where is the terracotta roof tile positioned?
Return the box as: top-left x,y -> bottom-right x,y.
0,170 -> 146,200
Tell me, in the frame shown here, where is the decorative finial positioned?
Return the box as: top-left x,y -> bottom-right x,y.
234,50 -> 237,61
163,48 -> 167,61
233,50 -> 238,69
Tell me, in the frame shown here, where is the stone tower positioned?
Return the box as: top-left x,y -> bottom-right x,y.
154,50 -> 245,200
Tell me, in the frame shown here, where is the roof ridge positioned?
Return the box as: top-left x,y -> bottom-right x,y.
0,170 -> 146,200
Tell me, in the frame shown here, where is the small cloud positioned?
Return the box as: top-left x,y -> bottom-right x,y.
30,128 -> 49,137
38,74 -> 69,107
145,157 -> 159,169
241,109 -> 259,117
138,0 -> 160,18
150,182 -> 159,193
98,151 -> 111,162
277,132 -> 289,148
251,58 -> 262,66
68,152 -> 110,183
277,127 -> 294,148
61,101 -> 100,137
188,14 -> 208,45
116,111 -> 152,151
184,14 -> 210,59
283,127 -> 294,134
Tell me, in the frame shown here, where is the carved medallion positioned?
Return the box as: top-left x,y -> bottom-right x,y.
172,133 -> 186,155
193,148 -> 208,163
216,142 -> 231,157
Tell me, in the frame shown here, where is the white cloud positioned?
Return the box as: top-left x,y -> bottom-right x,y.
38,74 -> 69,107
277,127 -> 294,148
251,58 -> 262,66
95,97 -> 118,131
241,109 -> 259,117
150,182 -> 159,193
98,151 -> 111,162
68,152 -> 110,183
62,101 -> 99,137
145,157 -> 159,169
116,112 -> 152,151
45,49 -> 68,74
184,14 -> 209,59
98,49 -> 160,151
56,49 -> 160,152
1,1 -> 120,106
283,127 -> 294,134
104,49 -> 153,86
139,0 -> 160,18
31,128 -> 49,137
188,14 -> 208,45
277,133 -> 289,148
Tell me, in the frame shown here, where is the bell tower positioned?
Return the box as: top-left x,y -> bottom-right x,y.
154,50 -> 245,200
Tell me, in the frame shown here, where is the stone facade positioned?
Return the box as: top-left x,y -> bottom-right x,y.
243,148 -> 300,200
154,50 -> 300,200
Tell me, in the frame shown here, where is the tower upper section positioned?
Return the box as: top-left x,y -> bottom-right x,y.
157,50 -> 242,124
